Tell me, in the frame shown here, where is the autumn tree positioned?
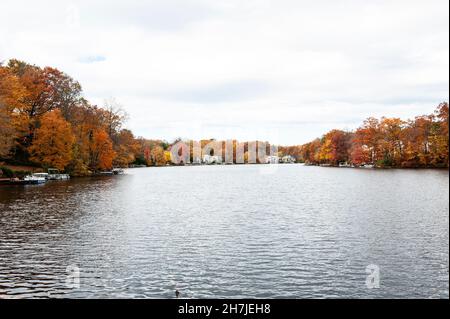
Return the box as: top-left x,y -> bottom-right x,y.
436,102 -> 449,136
354,117 -> 380,164
149,146 -> 167,166
0,104 -> 15,158
102,98 -> 128,141
113,129 -> 139,167
4,60 -> 82,163
300,138 -> 321,164
133,138 -> 169,166
279,145 -> 301,161
41,67 -> 82,119
89,129 -> 116,171
7,60 -> 82,120
29,110 -> 75,170
0,65 -> 27,158
433,102 -> 449,166
401,116 -> 433,167
349,143 -> 371,166
0,65 -> 26,111
7,60 -> 52,124
0,68 -> 17,157
377,118 -> 405,166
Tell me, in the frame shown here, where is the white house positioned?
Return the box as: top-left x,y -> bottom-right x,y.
202,155 -> 222,164
265,156 -> 280,164
281,155 -> 296,163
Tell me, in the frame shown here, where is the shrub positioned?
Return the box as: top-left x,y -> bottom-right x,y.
0,166 -> 14,178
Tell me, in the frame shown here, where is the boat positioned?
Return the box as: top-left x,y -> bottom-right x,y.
31,170 -> 70,181
98,171 -> 114,176
32,172 -> 49,179
0,176 -> 46,185
24,175 -> 46,184
129,164 -> 146,168
47,169 -> 70,180
96,169 -> 125,176
112,168 -> 124,175
14,175 -> 47,185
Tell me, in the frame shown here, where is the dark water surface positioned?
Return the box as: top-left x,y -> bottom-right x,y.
0,165 -> 448,298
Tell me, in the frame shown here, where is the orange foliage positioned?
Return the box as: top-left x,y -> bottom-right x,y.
299,103 -> 449,168
1,59 -> 449,172
1,59 -> 140,174
29,110 -> 75,170
89,129 -> 116,171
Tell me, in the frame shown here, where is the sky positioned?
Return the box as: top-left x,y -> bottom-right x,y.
0,0 -> 448,145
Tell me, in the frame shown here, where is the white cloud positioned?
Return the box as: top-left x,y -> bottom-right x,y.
0,0 -> 448,144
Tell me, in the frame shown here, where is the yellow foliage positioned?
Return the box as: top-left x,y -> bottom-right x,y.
164,151 -> 172,163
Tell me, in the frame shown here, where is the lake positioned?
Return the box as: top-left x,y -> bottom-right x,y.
0,165 -> 448,298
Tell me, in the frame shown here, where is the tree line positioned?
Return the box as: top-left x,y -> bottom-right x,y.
0,59 -> 141,175
134,139 -> 278,166
289,103 -> 449,168
1,59 -> 448,173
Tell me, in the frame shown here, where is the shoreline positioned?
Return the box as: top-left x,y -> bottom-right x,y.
1,162 -> 448,182
108,163 -> 450,172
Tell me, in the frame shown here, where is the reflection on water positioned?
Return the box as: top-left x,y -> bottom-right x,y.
0,165 -> 448,298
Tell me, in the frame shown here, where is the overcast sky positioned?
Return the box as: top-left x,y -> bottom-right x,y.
0,0 -> 448,144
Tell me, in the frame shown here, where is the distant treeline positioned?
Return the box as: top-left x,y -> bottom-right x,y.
280,103 -> 449,168
1,59 -> 448,174
0,59 -> 279,174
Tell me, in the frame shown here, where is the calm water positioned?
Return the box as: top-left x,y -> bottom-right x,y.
0,165 -> 448,299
